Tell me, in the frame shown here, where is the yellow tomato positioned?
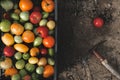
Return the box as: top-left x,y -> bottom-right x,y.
1,33 -> 14,46
14,44 -> 29,53
30,47 -> 39,57
28,57 -> 39,64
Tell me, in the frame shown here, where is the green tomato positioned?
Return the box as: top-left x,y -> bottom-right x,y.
11,13 -> 19,20
11,74 -> 21,80
25,63 -> 35,72
0,19 -> 11,32
14,52 -> 22,60
24,22 -> 33,30
14,36 -> 23,43
42,12 -> 49,18
48,48 -> 54,56
23,53 -> 30,60
39,19 -> 47,26
0,0 -> 13,11
48,58 -> 55,66
33,36 -> 42,47
32,73 -> 39,80
36,66 -> 44,75
19,69 -> 27,78
20,11 -> 29,21
15,59 -> 25,69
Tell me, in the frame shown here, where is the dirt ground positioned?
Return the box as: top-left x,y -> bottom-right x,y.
58,0 -> 120,80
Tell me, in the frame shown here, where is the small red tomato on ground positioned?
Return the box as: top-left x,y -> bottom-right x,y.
43,36 -> 55,48
36,26 -> 49,38
41,48 -> 47,55
30,11 -> 42,24
4,46 -> 15,57
93,17 -> 104,28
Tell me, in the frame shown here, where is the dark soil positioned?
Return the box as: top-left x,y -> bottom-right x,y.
58,0 -> 120,80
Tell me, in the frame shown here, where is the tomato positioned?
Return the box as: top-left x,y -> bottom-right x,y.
22,53 -> 30,60
24,22 -> 33,30
25,63 -> 35,72
11,23 -> 24,35
41,48 -> 48,56
11,74 -> 21,80
48,48 -> 54,56
43,65 -> 54,78
37,57 -> 47,66
19,69 -> 27,78
15,59 -> 25,69
43,36 -> 55,48
10,13 -> 19,21
33,37 -> 42,47
48,58 -> 55,66
14,44 -> 29,53
4,46 -> 15,57
47,20 -> 55,30
19,0 -> 33,11
28,57 -> 39,64
0,57 -> 12,69
39,19 -> 47,26
5,68 -> 18,77
20,11 -> 29,21
23,75 -> 31,80
93,17 -> 104,28
41,0 -> 55,13
30,47 -> 39,57
36,26 -> 49,38
14,36 -> 23,43
36,66 -> 44,75
14,52 -> 22,60
0,19 -> 11,32
1,33 -> 14,46
22,30 -> 35,43
30,11 -> 42,24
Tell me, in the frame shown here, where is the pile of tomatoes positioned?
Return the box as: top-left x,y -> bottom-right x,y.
0,0 -> 56,80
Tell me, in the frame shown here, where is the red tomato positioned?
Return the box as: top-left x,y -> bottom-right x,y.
4,46 -> 15,57
30,11 -> 42,24
93,17 -> 104,28
41,48 -> 47,55
36,26 -> 49,38
43,36 -> 55,48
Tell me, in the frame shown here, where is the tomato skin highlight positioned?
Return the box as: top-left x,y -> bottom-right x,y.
93,17 -> 104,28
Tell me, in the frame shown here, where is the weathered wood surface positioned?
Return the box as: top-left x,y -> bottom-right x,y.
58,0 -> 120,80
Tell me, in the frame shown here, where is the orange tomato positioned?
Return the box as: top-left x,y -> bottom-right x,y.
30,47 -> 39,57
5,67 -> 18,76
41,0 -> 55,13
19,0 -> 33,11
14,44 -> 29,53
43,36 -> 55,48
1,33 -> 14,46
43,65 -> 54,78
11,23 -> 24,35
22,30 -> 35,43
